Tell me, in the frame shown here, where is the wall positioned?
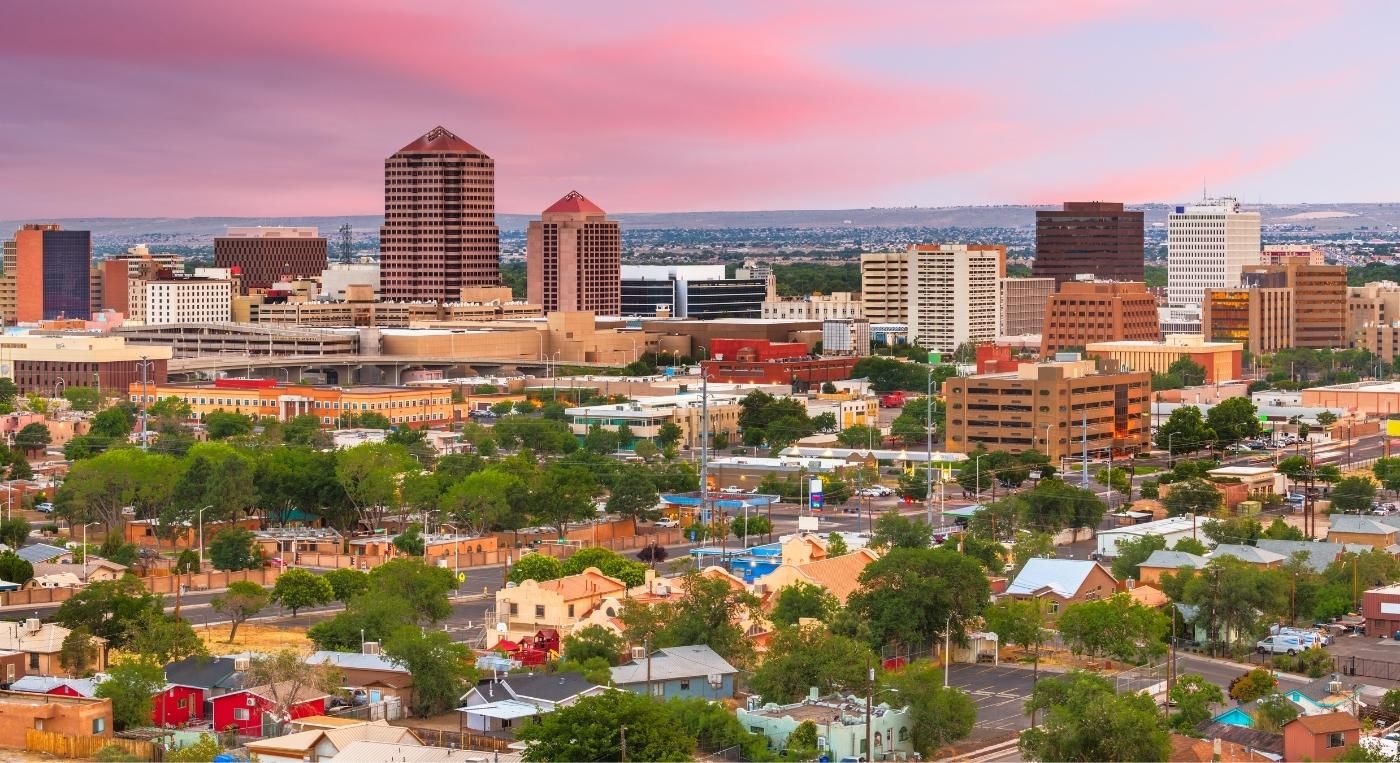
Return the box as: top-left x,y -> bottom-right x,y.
0,696 -> 111,749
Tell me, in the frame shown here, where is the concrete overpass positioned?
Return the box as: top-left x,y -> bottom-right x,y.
166,354 -> 622,385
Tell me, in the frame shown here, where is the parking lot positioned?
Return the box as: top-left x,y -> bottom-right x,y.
946,663 -> 1036,733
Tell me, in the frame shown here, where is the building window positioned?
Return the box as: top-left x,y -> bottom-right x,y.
535,605 -> 545,618
508,603 -> 518,616
233,708 -> 249,721
1049,601 -> 1060,614
679,680 -> 690,691
1328,733 -> 1345,748
28,653 -> 38,670
92,717 -> 104,734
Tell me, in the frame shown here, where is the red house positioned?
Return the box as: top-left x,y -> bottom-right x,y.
209,682 -> 328,738
152,684 -> 205,727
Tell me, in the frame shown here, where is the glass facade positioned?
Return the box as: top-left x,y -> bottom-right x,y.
41,230 -> 91,319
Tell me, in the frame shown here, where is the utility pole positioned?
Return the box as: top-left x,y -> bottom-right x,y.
926,366 -> 934,528
645,636 -> 652,698
1081,410 -> 1089,489
619,724 -> 627,763
865,659 -> 873,762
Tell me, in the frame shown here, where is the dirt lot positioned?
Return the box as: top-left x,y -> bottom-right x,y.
197,622 -> 313,654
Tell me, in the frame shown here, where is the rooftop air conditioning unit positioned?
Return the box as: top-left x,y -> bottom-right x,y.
363,641 -> 381,656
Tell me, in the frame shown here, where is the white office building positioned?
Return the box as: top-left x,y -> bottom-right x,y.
145,279 -> 233,325
1166,197 -> 1261,307
905,244 -> 1004,353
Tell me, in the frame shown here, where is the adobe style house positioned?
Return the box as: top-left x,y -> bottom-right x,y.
493,567 -> 627,645
0,619 -> 107,677
1283,712 -> 1361,762
756,548 -> 879,604
0,690 -> 112,748
1004,559 -> 1117,616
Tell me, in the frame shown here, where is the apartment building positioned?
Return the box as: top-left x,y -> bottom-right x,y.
1039,281 -> 1160,357
906,244 -> 1004,353
999,277 -> 1055,336
145,278 -> 233,324
859,252 -> 910,323
1166,198 -> 1261,307
942,358 -> 1151,460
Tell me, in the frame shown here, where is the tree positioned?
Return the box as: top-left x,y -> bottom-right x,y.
633,440 -> 658,460
53,576 -> 161,649
562,547 -> 648,588
730,514 -> 772,540
871,510 -> 932,549
1009,531 -> 1055,576
1056,593 -> 1169,664
1262,517 -> 1306,541
240,650 -> 341,734
1331,476 -> 1378,514
384,625 -> 477,717
126,610 -> 206,666
0,378 -> 17,406
845,548 -> 990,651
750,625 -> 876,704
606,470 -> 660,521
1169,673 -> 1225,731
1167,357 -> 1207,387
656,422 -> 683,449
1316,410 -> 1339,428
1374,457 -> 1400,495
211,580 -> 269,643
0,551 -> 33,584
517,690 -> 695,762
0,516 -> 29,549
509,552 -> 566,584
1111,533 -> 1168,582
1020,671 -> 1170,763
1382,687 -> 1400,716
56,448 -> 172,533
270,568 -> 334,616
884,661 -> 978,755
392,523 -> 425,556
983,598 -> 1048,657
1253,692 -> 1300,733
97,658 -> 166,730
367,558 -> 456,624
827,532 -> 849,556
771,581 -> 839,627
631,570 -> 761,666
59,626 -> 99,675
836,424 -> 881,448
1155,406 -> 1214,455
1207,397 -> 1263,446
324,568 -> 369,606
14,422 -> 50,453
562,625 -> 626,665
785,720 -> 821,760
439,468 -> 518,538
585,424 -> 621,455
1203,516 -> 1263,546
165,735 -> 222,763
890,396 -> 944,446
208,527 -> 260,571
308,594 -> 416,651
1228,667 -> 1279,703
204,409 -> 255,440
148,396 -> 193,420
1174,536 -> 1210,555
1163,478 -> 1223,518
335,442 -> 413,531
527,465 -> 599,537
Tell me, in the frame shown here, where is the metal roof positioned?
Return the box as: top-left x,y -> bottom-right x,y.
611,645 -> 738,686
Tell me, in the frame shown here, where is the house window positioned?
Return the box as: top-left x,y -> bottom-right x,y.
679,680 -> 690,691
28,653 -> 38,670
535,605 -> 545,618
92,718 -> 105,734
508,603 -> 518,616
233,708 -> 249,721
568,604 -> 575,618
1328,732 -> 1345,748
177,697 -> 188,710
1049,601 -> 1060,614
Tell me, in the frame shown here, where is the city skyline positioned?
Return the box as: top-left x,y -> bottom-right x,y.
4,1 -> 1400,218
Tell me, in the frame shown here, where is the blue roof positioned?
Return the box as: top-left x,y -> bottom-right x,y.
1214,706 -> 1255,728
15,543 -> 68,563
944,505 -> 986,518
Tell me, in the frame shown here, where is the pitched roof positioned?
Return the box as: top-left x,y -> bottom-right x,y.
222,680 -> 328,707
396,126 -> 482,155
1255,540 -> 1353,573
0,620 -> 103,655
305,651 -> 409,674
30,560 -> 127,582
164,656 -> 240,690
246,719 -> 418,754
543,191 -> 605,216
496,672 -> 601,703
1193,721 -> 1284,756
611,645 -> 739,686
1328,515 -> 1396,536
15,543 -> 69,563
1210,544 -> 1286,565
10,675 -> 97,697
1140,550 -> 1208,570
1128,584 -> 1170,608
789,549 -> 879,603
1006,558 -> 1109,598
1289,711 -> 1362,734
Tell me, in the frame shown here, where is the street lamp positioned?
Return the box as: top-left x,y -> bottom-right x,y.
197,505 -> 212,571
53,377 -> 65,401
136,356 -> 156,451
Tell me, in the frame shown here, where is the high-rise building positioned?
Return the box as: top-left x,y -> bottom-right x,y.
1166,197 -> 1261,307
619,265 -> 766,319
1348,282 -> 1400,344
380,126 -> 499,301
0,237 -> 15,324
214,227 -> 328,293
943,358 -> 1150,460
906,244 -> 1005,353
15,224 -> 92,321
1033,202 -> 1144,285
145,278 -> 233,325
526,191 -> 621,315
1040,281 -> 1160,357
1262,244 -> 1325,266
999,277 -> 1055,336
1202,287 -> 1293,356
860,252 -> 910,323
1243,263 -> 1347,349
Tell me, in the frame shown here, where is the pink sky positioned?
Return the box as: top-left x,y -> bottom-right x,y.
1,0 -> 1395,217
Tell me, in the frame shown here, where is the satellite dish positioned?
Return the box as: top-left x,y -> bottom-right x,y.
496,623 -> 507,633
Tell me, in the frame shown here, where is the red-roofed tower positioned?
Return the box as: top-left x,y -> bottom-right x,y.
380,126 -> 500,300
526,191 -> 621,315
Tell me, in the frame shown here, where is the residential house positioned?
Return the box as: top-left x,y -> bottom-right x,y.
738,688 -> 915,762
1255,540 -> 1370,573
305,649 -> 414,707
1097,515 -> 1212,557
493,567 -> 627,645
1127,584 -> 1171,609
245,719 -> 422,763
14,543 -> 72,564
754,548 -> 880,604
1169,732 -> 1281,762
9,675 -> 97,698
0,649 -> 26,686
26,572 -> 81,589
1191,722 -> 1284,760
611,645 -> 739,701
164,654 -> 244,722
1136,550 -> 1208,586
459,672 -> 605,734
1210,544 -> 1286,568
0,690 -> 112,748
616,566 -> 770,647
1004,559 -> 1118,616
1326,515 -> 1400,550
0,618 -> 108,677
28,559 -> 128,587
152,681 -> 206,727
209,681 -> 329,738
1283,712 -> 1361,762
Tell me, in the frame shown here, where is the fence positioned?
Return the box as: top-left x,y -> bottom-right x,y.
1335,655 -> 1400,681
26,730 -> 161,761
321,697 -> 403,723
404,726 -> 515,753
0,567 -> 282,608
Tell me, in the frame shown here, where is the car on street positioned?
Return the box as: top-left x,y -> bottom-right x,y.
654,517 -> 680,528
720,486 -> 744,494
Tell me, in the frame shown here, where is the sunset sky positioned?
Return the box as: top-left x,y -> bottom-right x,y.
2,0 -> 1396,217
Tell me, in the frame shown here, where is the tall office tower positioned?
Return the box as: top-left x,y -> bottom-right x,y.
1166,197 -> 1261,307
905,244 -> 1005,353
214,227 -> 328,293
380,126 -> 500,301
526,191 -> 621,315
1033,201 -> 1144,285
860,251 -> 911,323
14,224 -> 92,321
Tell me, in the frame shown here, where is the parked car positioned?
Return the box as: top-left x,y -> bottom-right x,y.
263,557 -> 288,569
720,486 -> 743,494
654,517 -> 680,528
34,502 -> 54,513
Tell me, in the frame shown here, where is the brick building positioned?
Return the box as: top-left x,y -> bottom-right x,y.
1039,281 -> 1160,357
526,191 -> 621,315
214,227 -> 327,293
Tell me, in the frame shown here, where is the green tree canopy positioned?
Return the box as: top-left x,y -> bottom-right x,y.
1021,671 -> 1170,762
270,568 -> 334,616
384,625 -> 478,717
1155,406 -> 1214,455
208,527 -> 260,571
1163,478 -> 1223,518
211,580 -> 269,643
771,581 -> 840,627
883,661 -> 978,756
97,658 -> 167,730
844,547 -> 990,650
517,690 -> 695,762
750,624 -> 876,704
